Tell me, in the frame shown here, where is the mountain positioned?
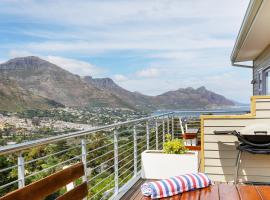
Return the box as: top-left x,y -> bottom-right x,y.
0,56 -> 235,112
83,76 -> 153,110
153,86 -> 235,109
84,77 -> 235,110
0,56 -> 133,110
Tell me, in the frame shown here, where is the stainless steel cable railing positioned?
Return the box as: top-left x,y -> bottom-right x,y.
2,110 -> 242,199
0,112 -> 180,199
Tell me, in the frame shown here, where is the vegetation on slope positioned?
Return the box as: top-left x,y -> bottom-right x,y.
0,77 -> 63,112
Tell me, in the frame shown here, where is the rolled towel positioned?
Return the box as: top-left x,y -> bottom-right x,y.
141,173 -> 212,199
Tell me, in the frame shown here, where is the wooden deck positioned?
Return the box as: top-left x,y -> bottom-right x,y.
121,179 -> 270,200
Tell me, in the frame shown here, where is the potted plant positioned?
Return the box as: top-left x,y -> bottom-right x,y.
141,134 -> 199,179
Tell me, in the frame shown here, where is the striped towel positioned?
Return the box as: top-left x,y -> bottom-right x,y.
141,173 -> 212,199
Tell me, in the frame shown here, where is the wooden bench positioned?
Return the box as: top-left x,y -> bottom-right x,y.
0,162 -> 88,200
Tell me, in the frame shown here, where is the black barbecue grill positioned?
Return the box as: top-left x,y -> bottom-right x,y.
214,130 -> 270,184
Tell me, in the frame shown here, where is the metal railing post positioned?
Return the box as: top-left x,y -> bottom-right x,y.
162,119 -> 165,146
18,152 -> 25,188
133,125 -> 137,177
172,116 -> 174,139
155,119 -> 159,150
167,117 -> 170,134
146,121 -> 150,150
114,129 -> 119,194
179,117 -> 185,134
81,139 -> 88,183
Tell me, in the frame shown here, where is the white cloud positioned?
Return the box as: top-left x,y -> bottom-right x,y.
23,38 -> 234,55
136,68 -> 160,78
7,50 -> 104,76
148,51 -> 196,61
45,56 -> 104,76
0,0 -> 247,27
9,50 -> 33,58
0,0 -> 252,102
1,0 -> 248,55
113,74 -> 128,82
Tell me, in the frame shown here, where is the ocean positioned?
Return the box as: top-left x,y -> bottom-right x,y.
152,105 -> 250,117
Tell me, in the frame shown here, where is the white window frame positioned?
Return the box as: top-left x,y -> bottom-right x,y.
262,67 -> 270,95
258,70 -> 263,94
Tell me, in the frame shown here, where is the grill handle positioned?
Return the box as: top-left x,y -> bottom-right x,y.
214,130 -> 268,135
213,130 -> 236,135
254,131 -> 267,135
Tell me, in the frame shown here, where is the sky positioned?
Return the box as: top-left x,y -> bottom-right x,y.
0,0 -> 252,103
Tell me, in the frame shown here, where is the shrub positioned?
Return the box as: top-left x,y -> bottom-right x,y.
163,134 -> 187,154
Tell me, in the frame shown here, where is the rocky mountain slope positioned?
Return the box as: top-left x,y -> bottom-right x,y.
84,76 -> 153,110
0,56 -> 235,112
0,78 -> 63,112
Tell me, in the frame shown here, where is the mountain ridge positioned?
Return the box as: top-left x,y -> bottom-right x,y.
0,56 -> 134,110
0,56 -> 235,112
84,76 -> 235,110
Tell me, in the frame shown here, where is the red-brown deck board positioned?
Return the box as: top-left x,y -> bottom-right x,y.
121,179 -> 270,200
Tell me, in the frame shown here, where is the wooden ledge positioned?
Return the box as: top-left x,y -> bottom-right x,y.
186,146 -> 201,151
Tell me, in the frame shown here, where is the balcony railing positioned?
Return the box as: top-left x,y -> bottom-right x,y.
0,112 -> 198,199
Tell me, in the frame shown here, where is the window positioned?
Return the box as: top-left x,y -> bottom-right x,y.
262,67 -> 270,95
265,70 -> 270,95
259,71 -> 263,93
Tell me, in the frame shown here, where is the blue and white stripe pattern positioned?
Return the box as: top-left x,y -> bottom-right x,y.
141,173 -> 212,199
